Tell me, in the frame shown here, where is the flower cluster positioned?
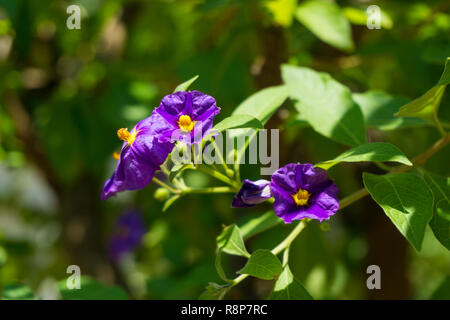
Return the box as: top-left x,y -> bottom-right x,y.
232,163 -> 339,223
101,91 -> 220,200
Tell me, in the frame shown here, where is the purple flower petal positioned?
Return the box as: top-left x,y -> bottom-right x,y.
232,179 -> 271,208
270,163 -> 339,223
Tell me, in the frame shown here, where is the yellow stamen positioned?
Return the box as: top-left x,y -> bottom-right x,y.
292,188 -> 310,206
117,128 -> 138,146
178,115 -> 194,132
113,152 -> 120,160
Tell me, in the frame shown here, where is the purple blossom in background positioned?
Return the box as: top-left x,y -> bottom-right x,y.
270,163 -> 339,223
108,210 -> 147,262
232,179 -> 271,208
231,163 -> 339,223
101,114 -> 174,200
153,91 -> 220,144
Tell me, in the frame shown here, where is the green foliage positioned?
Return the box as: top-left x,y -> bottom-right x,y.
363,173 -> 434,251
282,64 -> 366,146
270,265 -> 313,300
216,224 -> 250,257
295,0 -> 353,51
396,57 -> 450,123
317,142 -> 412,170
1,284 -> 36,300
353,91 -> 428,130
423,172 -> 450,250
232,85 -> 289,124
237,249 -> 282,280
213,114 -> 263,132
174,75 -> 199,92
58,276 -> 128,300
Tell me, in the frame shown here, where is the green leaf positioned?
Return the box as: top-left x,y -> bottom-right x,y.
233,85 -> 289,125
239,211 -> 282,240
58,276 -> 128,300
353,91 -> 428,130
237,249 -> 282,280
395,57 -> 450,121
173,75 -> 199,92
199,282 -> 230,300
270,265 -> 313,300
282,64 -> 366,146
216,224 -> 250,257
264,0 -> 297,27
423,172 -> 450,250
1,284 -> 36,300
213,114 -> 263,132
316,142 -> 412,170
169,163 -> 194,182
295,0 -> 353,51
363,172 -> 434,251
231,85 -> 288,163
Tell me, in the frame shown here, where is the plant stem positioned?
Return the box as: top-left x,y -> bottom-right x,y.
211,139 -> 231,176
183,186 -> 235,194
198,166 -> 240,189
339,188 -> 369,210
433,110 -> 447,137
152,177 -> 179,194
271,220 -> 308,255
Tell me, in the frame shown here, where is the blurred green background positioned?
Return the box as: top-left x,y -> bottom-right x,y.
0,0 -> 449,299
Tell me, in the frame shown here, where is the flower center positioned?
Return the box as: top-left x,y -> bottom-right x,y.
117,128 -> 138,146
292,188 -> 310,206
178,115 -> 194,132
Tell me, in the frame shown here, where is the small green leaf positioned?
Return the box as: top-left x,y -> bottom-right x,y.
2,284 -> 36,300
282,64 -> 366,147
169,163 -> 194,182
270,265 -> 313,300
239,211 -> 282,240
58,276 -> 128,300
363,172 -> 434,251
317,142 -> 412,170
353,91 -> 428,130
173,75 -> 199,92
199,282 -> 230,300
237,249 -> 283,280
213,114 -> 263,132
423,172 -> 450,250
395,57 -> 450,121
295,0 -> 354,51
216,224 -> 250,258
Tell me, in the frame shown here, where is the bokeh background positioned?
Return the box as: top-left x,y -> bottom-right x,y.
0,0 -> 449,299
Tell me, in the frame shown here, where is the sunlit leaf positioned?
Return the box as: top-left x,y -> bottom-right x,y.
295,0 -> 354,51
239,211 -> 282,240
317,142 -> 412,170
237,249 -> 282,280
213,114 -> 263,132
353,91 -> 428,130
1,284 -> 36,300
395,57 -> 450,121
216,224 -> 250,257
363,172 -> 434,251
270,265 -> 313,300
282,64 -> 366,146
174,75 -> 199,92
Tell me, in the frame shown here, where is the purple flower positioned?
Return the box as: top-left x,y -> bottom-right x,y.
101,113 -> 174,200
231,163 -> 339,223
153,91 -> 220,144
108,210 -> 147,262
270,163 -> 339,223
232,179 -> 271,208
